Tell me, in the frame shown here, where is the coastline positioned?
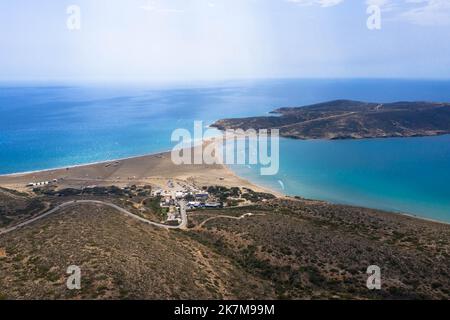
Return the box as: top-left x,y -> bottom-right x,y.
0,150 -> 170,178
0,128 -> 448,226
0,144 -> 276,197
0,126 -> 223,178
1,146 -> 449,227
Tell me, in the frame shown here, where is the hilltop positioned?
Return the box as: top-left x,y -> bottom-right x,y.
1,185 -> 450,299
211,100 -> 450,140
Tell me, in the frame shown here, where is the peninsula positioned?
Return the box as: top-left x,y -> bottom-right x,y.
211,100 -> 450,140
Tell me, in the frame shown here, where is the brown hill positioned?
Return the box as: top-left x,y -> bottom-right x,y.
0,201 -> 273,300
212,100 -> 450,139
1,188 -> 450,299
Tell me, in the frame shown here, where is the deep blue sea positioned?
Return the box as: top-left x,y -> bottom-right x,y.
1,79 -> 450,221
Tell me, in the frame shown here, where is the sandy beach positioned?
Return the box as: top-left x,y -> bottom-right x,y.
2,139 -> 449,226
0,147 -> 279,196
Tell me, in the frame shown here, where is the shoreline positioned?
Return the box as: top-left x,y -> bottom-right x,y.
0,142 -> 278,198
397,211 -> 450,226
0,149 -> 448,227
1,137 -> 449,226
0,150 -> 170,178
0,126 -> 223,178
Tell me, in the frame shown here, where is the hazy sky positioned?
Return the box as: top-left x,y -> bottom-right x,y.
0,0 -> 449,82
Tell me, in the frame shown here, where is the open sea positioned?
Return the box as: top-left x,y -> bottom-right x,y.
1,79 -> 450,221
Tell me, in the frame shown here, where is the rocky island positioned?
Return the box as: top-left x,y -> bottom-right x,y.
211,100 -> 450,140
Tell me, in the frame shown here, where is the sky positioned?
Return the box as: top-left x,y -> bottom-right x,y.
0,0 -> 449,82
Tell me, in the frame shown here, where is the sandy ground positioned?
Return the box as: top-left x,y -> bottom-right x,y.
0,149 -> 279,196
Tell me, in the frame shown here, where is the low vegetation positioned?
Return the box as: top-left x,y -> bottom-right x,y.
212,100 -> 450,140
1,186 -> 449,299
187,199 -> 450,299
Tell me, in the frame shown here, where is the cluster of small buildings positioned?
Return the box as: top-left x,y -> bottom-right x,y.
152,187 -> 222,210
26,179 -> 58,187
166,209 -> 181,223
186,201 -> 222,210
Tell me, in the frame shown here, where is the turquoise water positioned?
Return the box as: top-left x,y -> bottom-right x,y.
1,79 -> 450,221
230,136 -> 450,222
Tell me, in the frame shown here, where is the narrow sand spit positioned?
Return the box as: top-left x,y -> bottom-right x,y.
0,145 -> 281,197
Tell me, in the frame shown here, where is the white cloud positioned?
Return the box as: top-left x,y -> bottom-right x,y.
400,0 -> 450,26
140,0 -> 184,13
365,0 -> 397,11
286,0 -> 344,8
366,0 -> 391,5
364,0 -> 450,26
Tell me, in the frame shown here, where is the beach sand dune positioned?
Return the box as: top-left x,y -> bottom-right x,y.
0,150 -> 276,195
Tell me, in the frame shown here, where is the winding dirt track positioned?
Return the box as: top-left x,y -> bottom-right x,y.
0,198 -> 263,236
0,199 -> 188,236
195,213 -> 265,229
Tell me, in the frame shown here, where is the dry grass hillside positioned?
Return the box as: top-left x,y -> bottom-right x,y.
212,100 -> 450,139
0,203 -> 274,300
1,187 -> 449,300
